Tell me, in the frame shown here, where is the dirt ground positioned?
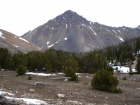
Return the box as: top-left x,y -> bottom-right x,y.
0,70 -> 140,105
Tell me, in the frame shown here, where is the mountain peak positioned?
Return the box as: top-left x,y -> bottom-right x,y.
54,10 -> 88,25
63,10 -> 77,15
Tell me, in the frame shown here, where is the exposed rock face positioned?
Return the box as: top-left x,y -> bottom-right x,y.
22,10 -> 140,52
0,29 -> 41,53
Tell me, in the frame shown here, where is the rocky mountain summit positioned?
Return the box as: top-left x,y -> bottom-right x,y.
22,10 -> 140,52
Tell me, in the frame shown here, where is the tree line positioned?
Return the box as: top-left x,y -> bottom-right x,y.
0,36 -> 140,73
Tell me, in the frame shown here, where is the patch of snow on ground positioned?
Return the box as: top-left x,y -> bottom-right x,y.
52,27 -> 54,29
5,96 -> 47,105
89,27 -> 97,35
12,44 -> 18,47
19,37 -> 29,43
26,72 -> 56,76
0,91 -> 15,97
0,91 -> 47,104
64,38 -> 67,40
0,31 -> 6,39
48,44 -> 54,48
123,28 -> 125,30
66,100 -> 82,105
113,66 -> 136,73
138,27 -> 140,29
57,73 -> 64,75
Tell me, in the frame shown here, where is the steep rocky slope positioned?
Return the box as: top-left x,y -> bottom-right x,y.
0,29 -> 41,53
22,10 -> 140,52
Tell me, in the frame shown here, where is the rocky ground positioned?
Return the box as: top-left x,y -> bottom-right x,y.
0,70 -> 140,105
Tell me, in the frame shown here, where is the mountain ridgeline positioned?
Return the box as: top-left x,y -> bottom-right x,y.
22,10 -> 140,52
0,29 -> 41,53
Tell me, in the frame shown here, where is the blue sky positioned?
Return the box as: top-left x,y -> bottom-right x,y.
0,0 -> 140,36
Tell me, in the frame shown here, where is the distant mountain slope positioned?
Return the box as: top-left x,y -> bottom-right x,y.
22,10 -> 140,52
0,29 -> 41,53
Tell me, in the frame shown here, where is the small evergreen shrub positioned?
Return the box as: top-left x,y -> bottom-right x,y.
109,88 -> 122,93
28,75 -> 33,80
75,78 -> 79,83
122,76 -> 126,80
91,70 -> 121,93
17,65 -> 26,75
129,72 -> 133,75
64,69 -> 78,81
89,68 -> 96,74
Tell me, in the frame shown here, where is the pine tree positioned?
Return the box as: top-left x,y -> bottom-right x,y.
91,69 -> 121,93
136,55 -> 140,74
17,65 -> 26,75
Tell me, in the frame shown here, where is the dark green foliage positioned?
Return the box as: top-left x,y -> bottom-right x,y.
64,68 -> 78,81
1,36 -> 140,75
17,65 -> 26,75
45,60 -> 51,73
80,51 -> 108,73
105,66 -> 114,74
64,59 -> 79,72
91,70 -> 121,93
28,75 -> 33,80
122,76 -> 126,80
89,68 -> 96,74
136,55 -> 140,74
64,59 -> 78,81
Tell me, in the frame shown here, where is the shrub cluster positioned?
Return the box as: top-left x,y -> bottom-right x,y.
17,65 -> 26,75
91,70 -> 122,93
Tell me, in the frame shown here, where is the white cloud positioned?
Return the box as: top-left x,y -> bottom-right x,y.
0,0 -> 140,36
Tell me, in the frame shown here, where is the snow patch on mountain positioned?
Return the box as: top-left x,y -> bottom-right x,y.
64,38 -> 67,40
106,29 -> 112,33
63,17 -> 66,20
47,41 -> 50,45
56,39 -> 61,43
112,30 -> 118,34
65,23 -> 68,28
118,30 -> 121,33
12,44 -> 18,47
118,36 -> 124,42
19,37 -> 29,43
89,21 -> 92,25
123,28 -> 125,30
0,31 -> 6,39
48,44 -> 54,48
88,27 -> 97,35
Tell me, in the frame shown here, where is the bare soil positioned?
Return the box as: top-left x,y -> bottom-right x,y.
0,71 -> 140,105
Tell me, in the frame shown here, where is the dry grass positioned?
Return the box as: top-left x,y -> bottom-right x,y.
0,71 -> 140,105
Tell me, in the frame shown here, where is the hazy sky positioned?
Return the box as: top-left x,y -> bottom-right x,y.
0,0 -> 140,36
